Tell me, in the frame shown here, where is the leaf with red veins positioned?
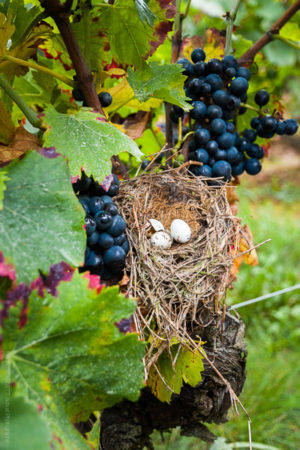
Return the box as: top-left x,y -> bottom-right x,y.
101,174 -> 114,192
158,0 -> 176,19
149,21 -> 173,57
38,147 -> 60,159
115,317 -> 133,334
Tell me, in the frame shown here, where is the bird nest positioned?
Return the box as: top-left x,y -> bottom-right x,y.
116,167 -> 238,374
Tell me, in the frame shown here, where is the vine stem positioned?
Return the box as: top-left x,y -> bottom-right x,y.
0,74 -> 42,128
239,0 -> 300,64
240,102 -> 262,114
40,0 -> 104,114
224,0 -> 243,56
1,55 -> 74,87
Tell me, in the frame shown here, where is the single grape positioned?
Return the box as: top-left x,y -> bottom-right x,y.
114,233 -> 126,246
284,119 -> 298,135
104,246 -> 126,273
195,148 -> 209,163
229,77 -> 249,97
193,61 -> 206,76
245,158 -> 262,175
72,85 -> 85,102
87,231 -> 100,247
191,48 -> 206,63
226,146 -> 240,164
194,128 -> 210,146
275,121 -> 286,135
99,92 -> 112,107
107,214 -> 127,237
226,95 -> 241,111
79,197 -> 90,214
205,140 -> 219,155
254,89 -> 269,107
250,117 -> 260,129
212,160 -> 232,181
226,122 -> 235,133
243,129 -> 257,142
95,211 -> 113,231
210,118 -> 226,135
224,67 -> 236,78
206,105 -> 223,119
107,183 -> 119,197
212,90 -> 230,107
247,144 -> 265,159
98,232 -> 115,249
141,159 -> 150,170
188,78 -> 203,97
100,195 -> 114,205
190,101 -> 207,120
217,132 -> 235,149
199,83 -> 212,95
236,67 -> 251,80
122,240 -> 130,255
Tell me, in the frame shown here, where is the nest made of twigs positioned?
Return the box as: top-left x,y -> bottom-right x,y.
116,167 -> 238,374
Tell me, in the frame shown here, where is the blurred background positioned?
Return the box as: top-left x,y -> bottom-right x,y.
151,0 -> 300,448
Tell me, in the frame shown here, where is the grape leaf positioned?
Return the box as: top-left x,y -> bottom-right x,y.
134,0 -> 157,26
43,107 -> 142,181
128,62 -> 191,110
1,272 -> 145,424
0,384 -> 52,450
105,78 -> 162,114
280,22 -> 300,42
98,0 -> 174,68
148,344 -> 204,403
5,0 -> 44,47
0,151 -> 86,283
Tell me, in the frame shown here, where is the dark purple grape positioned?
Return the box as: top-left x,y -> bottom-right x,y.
205,74 -> 223,91
232,161 -> 245,176
224,67 -> 236,78
229,77 -> 249,97
195,164 -> 213,177
247,144 -> 265,159
210,118 -> 226,135
107,214 -> 126,237
284,119 -> 298,135
191,48 -> 206,63
104,203 -> 119,216
199,83 -> 212,95
87,231 -> 100,246
207,58 -> 223,74
188,78 -> 203,97
177,58 -> 194,76
222,55 -> 238,69
114,234 -> 126,246
236,67 -> 251,80
243,129 -> 257,142
99,92 -> 112,107
251,117 -> 260,129
85,216 -> 96,236
205,140 -> 219,155
226,147 -> 240,163
275,121 -> 286,135
107,183 -> 119,197
245,158 -> 262,175
89,197 -> 105,215
212,160 -> 232,181
217,132 -> 235,149
206,105 -> 223,119
212,90 -> 230,107
195,148 -> 209,163
254,89 -> 269,107
226,122 -> 235,133
193,61 -> 206,76
122,240 -> 130,255
194,128 -> 210,146
190,101 -> 207,119
79,197 -> 90,214
95,211 -> 113,231
100,195 -> 114,205
215,149 -> 228,160
104,246 -> 126,273
98,232 -> 115,249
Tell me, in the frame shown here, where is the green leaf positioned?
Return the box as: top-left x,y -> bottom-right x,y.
43,106 -> 142,181
280,22 -> 300,42
98,0 -> 174,68
134,0 -> 157,26
0,384 -> 51,450
0,151 -> 86,283
128,62 -> 191,110
6,0 -> 44,48
2,272 -> 145,424
148,344 -> 204,403
0,168 -> 9,210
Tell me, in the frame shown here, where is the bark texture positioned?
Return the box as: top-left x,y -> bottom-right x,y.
100,312 -> 247,449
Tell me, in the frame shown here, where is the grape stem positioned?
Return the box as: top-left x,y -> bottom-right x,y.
224,0 -> 243,56
1,55 -> 74,87
239,0 -> 300,64
240,102 -> 264,115
0,74 -> 42,129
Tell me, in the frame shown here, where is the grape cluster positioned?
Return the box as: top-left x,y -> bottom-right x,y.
73,173 -> 129,280
172,50 -> 298,182
72,86 -> 112,108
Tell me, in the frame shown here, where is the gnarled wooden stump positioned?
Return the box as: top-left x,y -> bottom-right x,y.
100,312 -> 247,449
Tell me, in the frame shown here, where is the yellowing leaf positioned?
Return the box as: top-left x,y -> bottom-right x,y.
183,29 -> 225,61
147,344 -> 204,403
0,12 -> 15,57
106,79 -> 162,113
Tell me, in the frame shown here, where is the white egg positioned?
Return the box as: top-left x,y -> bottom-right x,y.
149,218 -> 165,232
150,231 -> 173,249
170,219 -> 191,243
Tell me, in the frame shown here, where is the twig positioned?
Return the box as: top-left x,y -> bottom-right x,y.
233,238 -> 271,260
228,283 -> 300,311
1,55 -> 74,87
224,0 -> 243,56
0,74 -> 42,128
40,0 -> 104,113
239,0 -> 300,64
